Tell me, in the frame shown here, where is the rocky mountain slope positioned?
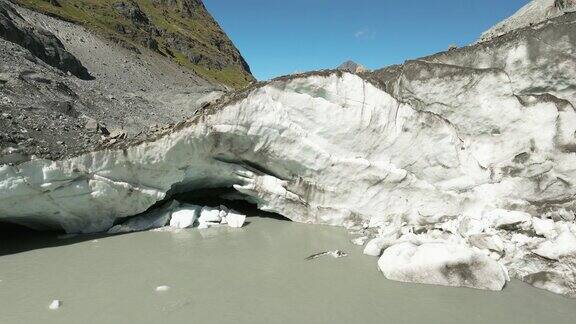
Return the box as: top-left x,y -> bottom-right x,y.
10,0 -> 254,88
0,0 -> 253,163
1,0 -> 575,298
479,0 -> 576,42
0,1 -> 89,79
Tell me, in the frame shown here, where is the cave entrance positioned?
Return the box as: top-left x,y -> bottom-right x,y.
0,188 -> 291,256
0,221 -> 42,239
168,187 -> 290,222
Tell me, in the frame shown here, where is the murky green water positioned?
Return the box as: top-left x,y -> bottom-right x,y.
1,217 -> 575,324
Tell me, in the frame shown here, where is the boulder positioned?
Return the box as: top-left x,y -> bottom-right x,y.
113,1 -> 149,26
108,129 -> 127,139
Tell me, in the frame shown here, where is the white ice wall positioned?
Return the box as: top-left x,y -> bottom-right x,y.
1,47 -> 575,295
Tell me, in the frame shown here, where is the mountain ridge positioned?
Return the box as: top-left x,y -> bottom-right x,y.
9,0 -> 254,88
479,0 -> 576,42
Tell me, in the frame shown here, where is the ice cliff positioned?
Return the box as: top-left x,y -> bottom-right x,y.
1,2 -> 576,297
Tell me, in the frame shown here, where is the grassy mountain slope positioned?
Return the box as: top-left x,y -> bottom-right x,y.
11,0 -> 254,88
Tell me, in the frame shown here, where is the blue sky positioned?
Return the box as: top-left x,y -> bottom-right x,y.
204,0 -> 530,80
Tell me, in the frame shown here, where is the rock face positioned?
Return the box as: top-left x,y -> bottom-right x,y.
0,1 -> 227,163
0,1 -> 90,79
479,0 -> 576,42
337,60 -> 368,73
1,1 -> 576,298
11,0 -> 254,88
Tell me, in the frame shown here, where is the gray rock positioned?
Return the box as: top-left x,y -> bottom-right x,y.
0,1 -> 91,79
0,72 -> 10,84
83,117 -> 99,132
108,129 -> 127,139
337,60 -> 368,73
43,0 -> 62,7
113,1 -> 149,26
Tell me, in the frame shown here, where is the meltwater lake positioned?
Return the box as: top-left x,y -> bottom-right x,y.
1,217 -> 575,324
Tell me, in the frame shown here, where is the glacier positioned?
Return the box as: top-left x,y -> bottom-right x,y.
1,8 -> 576,297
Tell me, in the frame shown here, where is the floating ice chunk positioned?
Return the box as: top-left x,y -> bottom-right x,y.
109,200 -> 180,234
169,204 -> 202,229
378,242 -> 508,291
199,207 -> 222,223
532,229 -> 576,260
48,300 -> 62,310
351,236 -> 368,246
532,217 -> 557,239
196,206 -> 226,229
220,216 -> 228,225
226,210 -> 246,228
488,209 -> 532,229
155,285 -> 170,292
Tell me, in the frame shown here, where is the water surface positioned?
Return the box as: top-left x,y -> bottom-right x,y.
1,217 -> 575,324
